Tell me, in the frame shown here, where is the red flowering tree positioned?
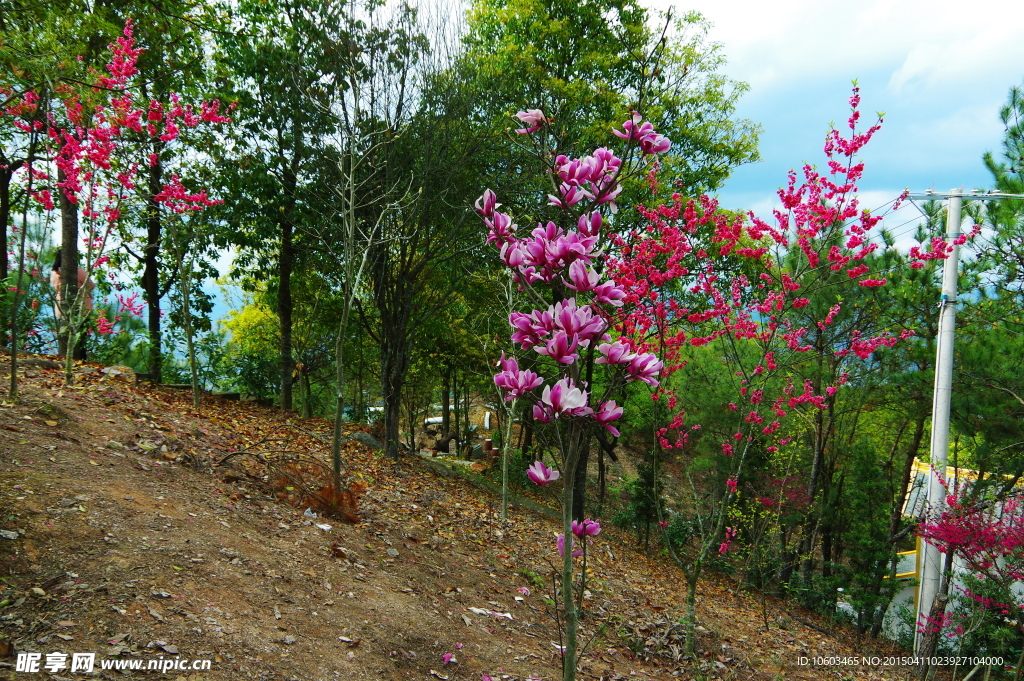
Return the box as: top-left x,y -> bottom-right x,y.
1,19 -> 227,390
482,88 -> 969,669
917,487 -> 1024,676
601,89 -> 954,655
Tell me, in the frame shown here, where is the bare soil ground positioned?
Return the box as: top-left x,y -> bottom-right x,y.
0,357 -> 922,680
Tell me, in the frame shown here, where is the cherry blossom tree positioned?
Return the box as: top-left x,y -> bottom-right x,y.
917,486 -> 1024,678
1,19 -> 227,389
601,89 -> 976,656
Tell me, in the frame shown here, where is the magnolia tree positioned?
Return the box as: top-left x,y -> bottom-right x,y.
2,20 -> 227,388
478,108 -> 671,681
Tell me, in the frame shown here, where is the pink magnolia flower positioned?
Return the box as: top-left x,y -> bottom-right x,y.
442,653 -> 456,665
626,352 -> 663,386
534,330 -> 581,364
594,400 -> 623,436
527,461 -> 560,486
577,211 -> 602,237
557,533 -> 583,557
565,259 -> 600,292
540,378 -> 592,417
548,183 -> 591,208
493,353 -> 543,400
611,112 -> 671,154
515,109 -> 545,134
487,211 -> 516,246
509,309 -> 552,349
612,112 -> 646,140
571,518 -> 601,538
550,298 -> 606,344
638,131 -> 671,155
474,189 -> 497,217
592,280 -> 626,307
596,340 -> 635,365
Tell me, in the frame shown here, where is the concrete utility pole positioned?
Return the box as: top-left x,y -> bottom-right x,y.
912,189 -> 962,653
909,189 -> 1024,653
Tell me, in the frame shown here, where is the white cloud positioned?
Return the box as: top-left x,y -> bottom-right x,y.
642,0 -> 1024,208
656,0 -> 1024,95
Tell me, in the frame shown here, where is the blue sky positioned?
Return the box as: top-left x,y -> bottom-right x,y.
654,0 -> 1024,235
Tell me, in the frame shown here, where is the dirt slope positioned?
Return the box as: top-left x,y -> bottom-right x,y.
0,359 -> 918,681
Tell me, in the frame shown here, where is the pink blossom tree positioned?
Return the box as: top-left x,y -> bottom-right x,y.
479,108 -> 671,681
2,19 -> 227,389
917,486 -> 1024,678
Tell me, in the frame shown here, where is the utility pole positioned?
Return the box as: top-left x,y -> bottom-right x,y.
908,189 -> 1024,654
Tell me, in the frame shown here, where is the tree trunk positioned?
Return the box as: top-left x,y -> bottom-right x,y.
57,167 -> 79,363
278,215 -> 294,411
175,239 -> 201,410
452,371 -> 461,445
800,402 -> 836,582
572,446 -> 589,521
821,527 -> 833,579
143,151 -> 163,381
0,164 -> 14,286
917,550 -> 955,680
441,364 -> 451,435
6,143 -> 33,401
277,120 -> 301,412
300,372 -> 312,418
383,373 -> 403,457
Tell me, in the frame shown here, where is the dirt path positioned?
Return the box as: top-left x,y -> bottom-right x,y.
0,360 -> 919,680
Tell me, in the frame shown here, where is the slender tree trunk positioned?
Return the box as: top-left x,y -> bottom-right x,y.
558,419 -> 584,681
917,550 -> 955,680
301,372 -> 312,418
800,405 -> 834,581
441,364 -> 451,435
278,214 -> 294,411
821,528 -> 833,578
170,228 -> 201,410
0,163 -> 17,286
383,371 -> 403,457
501,398 -> 516,520
377,293 -> 411,458
58,167 -> 79,365
143,151 -> 163,381
572,448 -> 589,521
7,140 -> 34,401
331,323 -> 348,485
452,371 -> 461,446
